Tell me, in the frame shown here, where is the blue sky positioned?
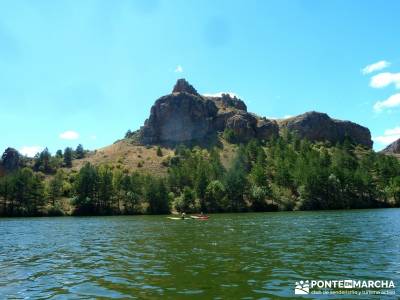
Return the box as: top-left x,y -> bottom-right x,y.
1,0 -> 400,156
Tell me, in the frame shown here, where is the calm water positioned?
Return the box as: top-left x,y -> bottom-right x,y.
1,209 -> 400,299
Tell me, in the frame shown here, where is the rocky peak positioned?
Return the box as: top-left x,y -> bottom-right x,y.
139,81 -> 217,144
208,93 -> 247,111
381,139 -> 400,154
172,79 -> 198,95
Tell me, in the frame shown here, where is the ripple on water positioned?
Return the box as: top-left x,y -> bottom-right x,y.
0,210 -> 400,299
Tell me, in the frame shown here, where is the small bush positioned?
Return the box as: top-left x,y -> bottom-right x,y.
156,146 -> 163,157
223,128 -> 236,143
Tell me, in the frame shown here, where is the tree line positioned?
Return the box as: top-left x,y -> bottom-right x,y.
1,135 -> 400,217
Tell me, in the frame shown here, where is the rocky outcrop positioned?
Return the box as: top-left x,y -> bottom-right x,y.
139,91 -> 218,144
139,79 -> 271,144
225,111 -> 257,142
206,93 -> 247,111
279,111 -> 373,148
138,79 -> 372,147
139,79 -> 279,144
172,79 -> 198,95
381,139 -> 400,154
255,118 -> 279,140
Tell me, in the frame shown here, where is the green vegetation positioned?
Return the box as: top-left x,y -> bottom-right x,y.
223,128 -> 236,143
156,146 -> 163,157
75,144 -> 85,159
63,147 -> 73,168
1,136 -> 400,217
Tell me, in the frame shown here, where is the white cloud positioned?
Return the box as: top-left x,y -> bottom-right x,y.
174,65 -> 183,73
203,92 -> 239,98
374,135 -> 400,145
373,126 -> 400,146
90,135 -> 97,140
19,146 -> 43,157
370,72 -> 400,89
384,127 -> 400,136
59,130 -> 79,140
373,93 -> 400,112
362,60 -> 390,75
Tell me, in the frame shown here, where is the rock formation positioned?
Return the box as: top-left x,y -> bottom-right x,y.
139,90 -> 218,144
139,79 -> 278,144
256,118 -> 280,140
172,78 -> 198,95
278,111 -> 373,148
138,79 -> 373,148
381,139 -> 400,154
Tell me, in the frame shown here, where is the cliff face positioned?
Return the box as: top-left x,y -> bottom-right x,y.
138,79 -> 373,148
139,79 -> 278,144
139,92 -> 218,144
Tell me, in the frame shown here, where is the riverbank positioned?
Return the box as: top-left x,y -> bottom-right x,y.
0,201 -> 394,218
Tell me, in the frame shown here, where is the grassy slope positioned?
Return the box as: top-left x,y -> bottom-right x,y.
69,137 -> 238,175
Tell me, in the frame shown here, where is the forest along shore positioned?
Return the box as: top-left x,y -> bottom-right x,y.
1,135 -> 399,217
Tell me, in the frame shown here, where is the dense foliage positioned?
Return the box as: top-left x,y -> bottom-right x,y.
1,136 -> 400,217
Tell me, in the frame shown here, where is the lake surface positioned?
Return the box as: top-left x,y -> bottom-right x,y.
1,209 -> 400,299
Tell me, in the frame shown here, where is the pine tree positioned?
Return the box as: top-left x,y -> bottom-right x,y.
75,144 -> 85,159
64,147 -> 73,168
1,148 -> 20,171
145,177 -> 170,214
98,165 -> 114,214
48,170 -> 64,206
55,150 -> 63,158
74,163 -> 99,214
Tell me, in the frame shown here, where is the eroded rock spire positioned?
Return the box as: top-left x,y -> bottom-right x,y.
172,78 -> 198,95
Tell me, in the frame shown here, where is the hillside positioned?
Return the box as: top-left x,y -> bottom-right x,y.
71,137 -> 238,175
